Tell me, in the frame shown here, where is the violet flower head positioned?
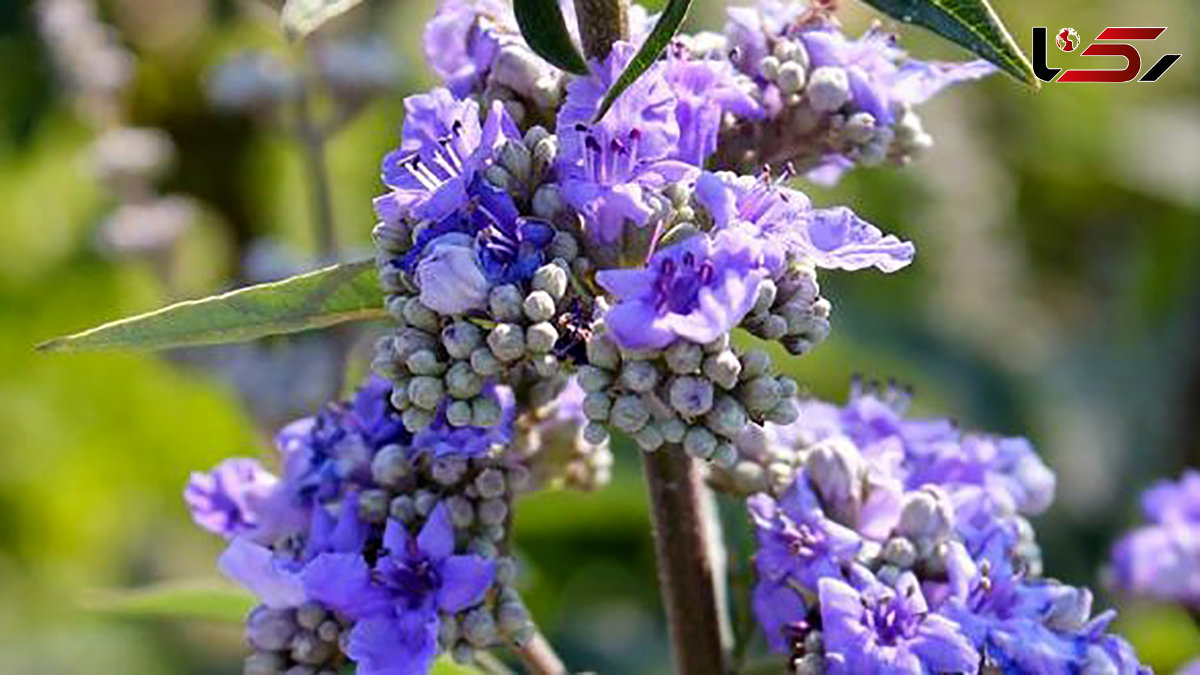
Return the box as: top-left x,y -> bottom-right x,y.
820,566 -> 979,674
557,42 -> 695,244
596,229 -> 779,350
1108,471 -> 1200,611
749,472 -> 861,651
375,88 -> 519,225
304,504 -> 495,675
694,171 -> 915,273
185,458 -> 278,538
402,175 -> 554,315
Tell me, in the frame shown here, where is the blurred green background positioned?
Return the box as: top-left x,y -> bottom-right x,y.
1,0 -> 1197,672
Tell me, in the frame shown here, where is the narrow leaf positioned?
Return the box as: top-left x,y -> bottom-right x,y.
858,0 -> 1038,86
85,580 -> 255,623
281,0 -> 365,40
593,0 -> 693,122
513,0 -> 589,75
38,260 -> 385,353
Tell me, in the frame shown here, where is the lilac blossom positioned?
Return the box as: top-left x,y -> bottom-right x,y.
219,495 -> 368,610
375,88 -> 519,225
796,26 -> 995,125
661,51 -> 761,166
422,0 -> 509,98
184,458 -> 278,538
694,171 -> 915,273
596,229 -> 780,349
819,566 -> 979,674
304,504 -> 495,675
401,175 -> 554,314
557,42 -> 695,243
1108,470 -> 1200,610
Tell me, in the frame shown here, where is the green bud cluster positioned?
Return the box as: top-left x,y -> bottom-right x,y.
579,328 -> 801,468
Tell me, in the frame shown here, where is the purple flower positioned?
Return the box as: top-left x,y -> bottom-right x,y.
752,578 -> 807,653
400,176 -> 555,313
1141,469 -> 1200,525
724,0 -> 805,78
375,88 -> 519,225
220,496 -> 367,609
1109,520 -> 1200,611
661,52 -> 761,166
749,473 -> 860,651
304,504 -> 495,675
596,229 -> 779,349
422,0 -> 509,98
1108,471 -> 1200,610
185,458 -> 278,538
557,42 -> 695,244
798,26 -> 995,126
944,549 -> 1150,675
411,385 -> 516,458
694,171 -> 915,273
820,566 -> 979,674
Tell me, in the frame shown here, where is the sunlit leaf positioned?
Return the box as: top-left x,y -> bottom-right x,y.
593,0 -> 692,122
38,260 -> 385,352
281,0 -> 366,40
858,0 -> 1038,86
85,580 -> 255,623
513,0 -> 589,75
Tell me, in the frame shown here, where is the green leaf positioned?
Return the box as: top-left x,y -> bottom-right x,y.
593,0 -> 693,122
857,0 -> 1038,87
38,259 -> 385,353
513,0 -> 589,75
281,0 -> 366,40
85,580 -> 255,623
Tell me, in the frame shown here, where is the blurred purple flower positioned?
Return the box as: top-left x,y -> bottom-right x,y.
422,0 -> 509,97
185,458 -> 277,538
1109,471 -> 1200,611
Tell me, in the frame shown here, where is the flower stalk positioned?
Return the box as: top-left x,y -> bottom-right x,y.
573,0 -> 628,61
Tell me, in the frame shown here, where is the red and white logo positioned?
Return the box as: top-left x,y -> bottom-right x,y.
1033,27 -> 1182,83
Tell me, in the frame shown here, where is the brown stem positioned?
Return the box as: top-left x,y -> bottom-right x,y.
514,630 -> 568,675
573,0 -> 629,61
641,448 -> 728,675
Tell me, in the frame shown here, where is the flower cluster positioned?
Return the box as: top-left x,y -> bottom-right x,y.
713,0 -> 995,182
184,377 -> 596,674
738,383 -> 1147,673
1107,470 -> 1200,612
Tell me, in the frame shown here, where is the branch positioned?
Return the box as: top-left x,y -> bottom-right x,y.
573,0 -> 629,61
514,629 -> 568,675
641,448 -> 728,675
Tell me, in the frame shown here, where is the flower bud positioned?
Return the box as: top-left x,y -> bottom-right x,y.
610,395 -> 650,433
414,234 -> 489,316
446,361 -> 484,399
577,365 -> 613,392
470,347 -> 502,376
684,427 -> 718,459
807,437 -> 864,524
705,395 -> 748,439
488,324 -> 525,362
526,322 -> 559,353
371,444 -> 410,488
471,396 -> 503,427
896,487 -> 954,541
523,290 -> 556,322
620,360 -> 660,393
488,284 -> 525,322
806,66 -> 850,112
670,376 -> 715,417
532,264 -> 568,300
703,351 -> 742,390
408,376 -> 445,411
665,341 -> 703,374
586,333 -> 621,370
246,606 -> 297,651
442,321 -> 482,360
